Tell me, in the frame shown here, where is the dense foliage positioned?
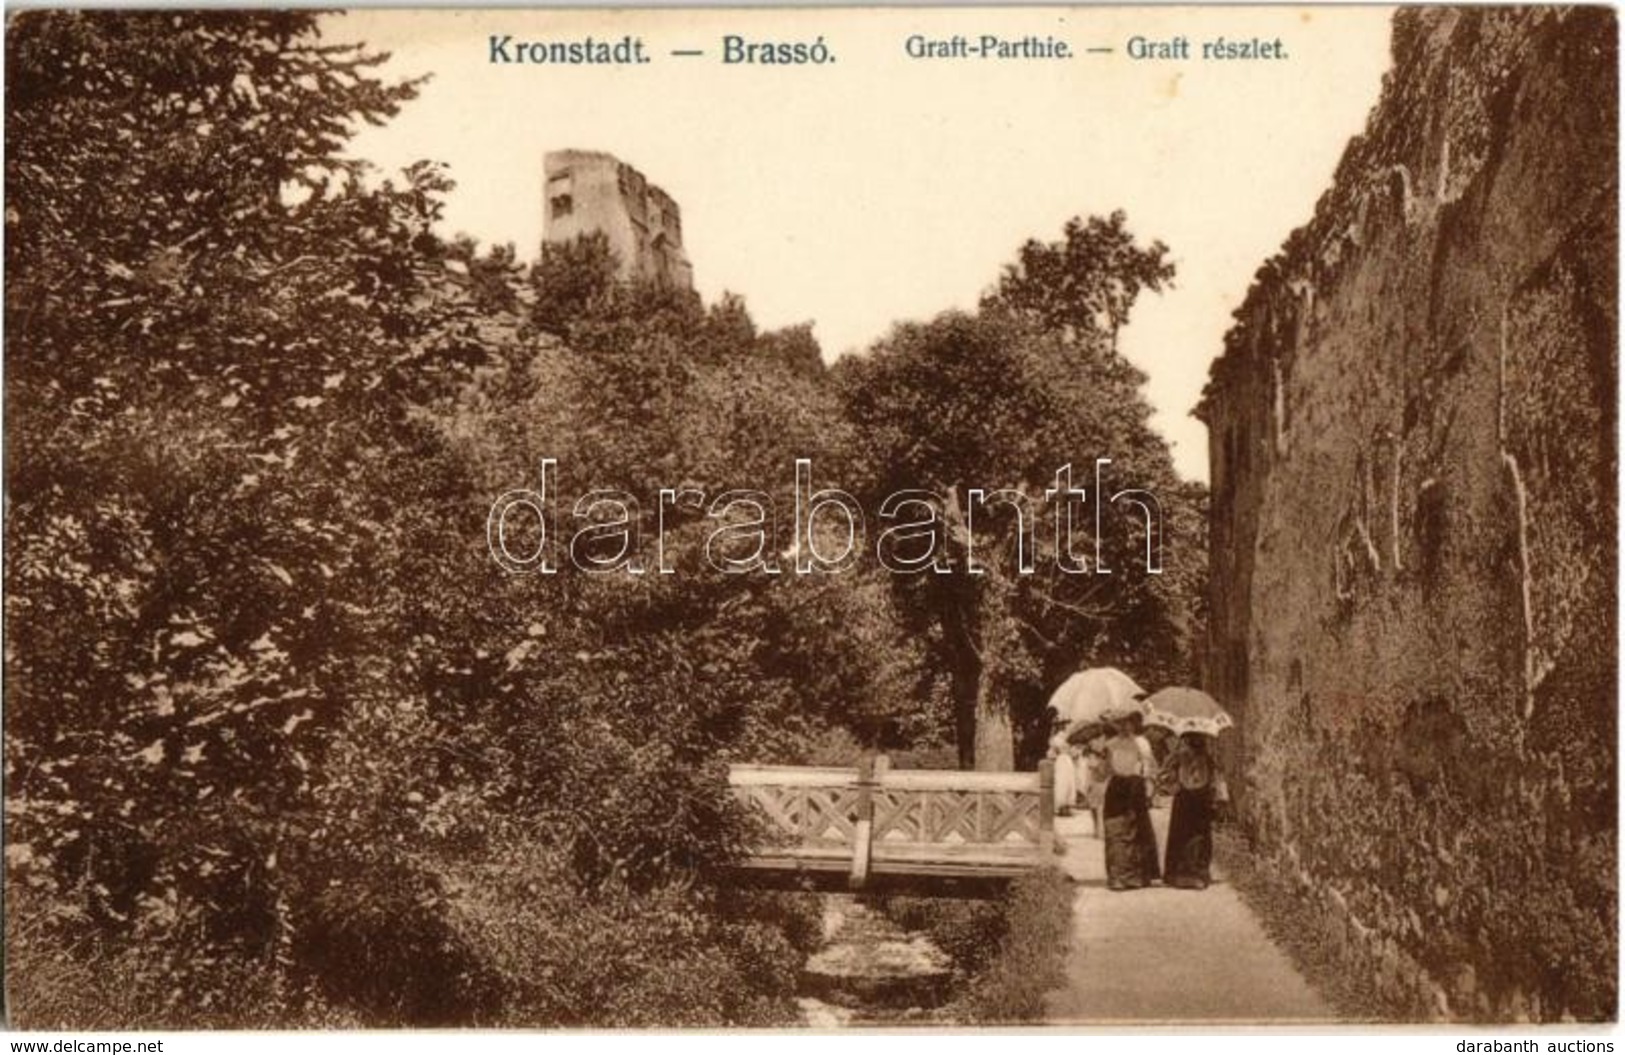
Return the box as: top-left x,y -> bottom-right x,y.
875,868 -> 1074,1024
5,11 -> 1203,1026
837,230 -> 1204,769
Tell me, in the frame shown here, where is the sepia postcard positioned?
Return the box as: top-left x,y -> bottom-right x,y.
2,2 -> 1617,1034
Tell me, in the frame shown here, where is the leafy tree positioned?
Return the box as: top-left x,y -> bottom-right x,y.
6,10 -> 560,1023
530,232 -> 621,334
451,268 -> 930,771
3,8 -> 1195,1026
756,322 -> 824,379
983,209 -> 1176,356
839,215 -> 1200,770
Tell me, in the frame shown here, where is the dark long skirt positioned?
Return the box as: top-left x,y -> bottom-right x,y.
1164,787 -> 1215,889
1102,775 -> 1160,889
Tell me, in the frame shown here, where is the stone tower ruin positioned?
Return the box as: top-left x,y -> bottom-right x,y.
541,150 -> 693,289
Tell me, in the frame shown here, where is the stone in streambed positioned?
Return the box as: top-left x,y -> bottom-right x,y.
800,902 -> 954,1009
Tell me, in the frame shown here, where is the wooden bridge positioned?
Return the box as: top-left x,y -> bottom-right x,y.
726,756 -> 1057,895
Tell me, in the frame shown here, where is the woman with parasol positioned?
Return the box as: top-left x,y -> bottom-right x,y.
1048,666 -> 1161,886
1147,688 -> 1234,890
1100,713 -> 1160,889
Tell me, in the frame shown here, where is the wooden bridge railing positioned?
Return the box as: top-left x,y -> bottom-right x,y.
727,755 -> 1056,889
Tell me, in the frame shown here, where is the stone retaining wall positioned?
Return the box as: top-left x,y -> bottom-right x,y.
1198,8 -> 1617,1022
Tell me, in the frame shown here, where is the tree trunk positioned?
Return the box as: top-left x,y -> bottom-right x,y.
972,570 -> 1016,771
973,664 -> 1014,771
940,588 -> 981,770
952,665 -> 979,770
939,484 -> 1018,771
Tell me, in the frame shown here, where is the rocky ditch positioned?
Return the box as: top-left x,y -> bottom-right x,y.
796,896 -> 956,1026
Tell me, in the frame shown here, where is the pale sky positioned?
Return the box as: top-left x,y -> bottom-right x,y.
331,6 -> 1396,482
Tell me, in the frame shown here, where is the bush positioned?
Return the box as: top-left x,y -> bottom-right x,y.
886,743 -> 960,771
7,885 -> 364,1030
433,853 -> 811,1027
874,868 -> 1074,1024
873,895 -> 1008,976
954,869 -> 1074,1022
797,726 -> 866,767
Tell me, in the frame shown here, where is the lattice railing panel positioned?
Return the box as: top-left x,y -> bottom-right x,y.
872,790 -> 925,841
733,783 -> 861,846
871,789 -> 1040,846
728,761 -> 1053,880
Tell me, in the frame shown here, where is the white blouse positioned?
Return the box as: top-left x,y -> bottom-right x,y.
1106,734 -> 1152,777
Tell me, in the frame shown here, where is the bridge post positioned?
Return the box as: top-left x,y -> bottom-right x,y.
849,753 -> 889,888
1038,759 -> 1056,860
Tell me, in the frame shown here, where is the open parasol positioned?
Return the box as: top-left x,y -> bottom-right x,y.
1142,687 -> 1234,738
1046,667 -> 1147,737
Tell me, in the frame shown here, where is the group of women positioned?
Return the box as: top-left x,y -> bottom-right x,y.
1050,715 -> 1229,891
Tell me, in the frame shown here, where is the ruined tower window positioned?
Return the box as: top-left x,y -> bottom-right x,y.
542,151 -> 692,292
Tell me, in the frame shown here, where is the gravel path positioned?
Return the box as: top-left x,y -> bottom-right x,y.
1043,807 -> 1338,1025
